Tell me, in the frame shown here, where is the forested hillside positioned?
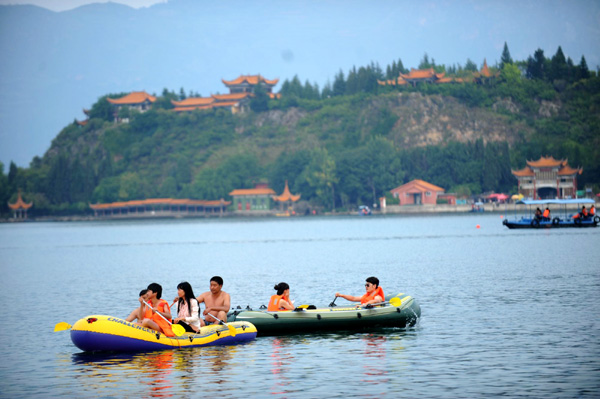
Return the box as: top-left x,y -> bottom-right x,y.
1,45 -> 598,217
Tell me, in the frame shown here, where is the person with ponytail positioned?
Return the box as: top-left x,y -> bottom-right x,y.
173,281 -> 202,332
335,277 -> 385,307
268,282 -> 294,311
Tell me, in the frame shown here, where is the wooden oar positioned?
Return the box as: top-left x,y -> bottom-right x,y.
206,312 -> 237,337
143,300 -> 186,337
54,322 -> 72,332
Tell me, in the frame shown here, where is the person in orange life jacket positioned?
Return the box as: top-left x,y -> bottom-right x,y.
173,281 -> 202,332
268,282 -> 294,311
126,289 -> 149,322
137,282 -> 175,337
573,206 -> 587,220
542,207 -> 551,221
335,276 -> 385,306
590,205 -> 596,216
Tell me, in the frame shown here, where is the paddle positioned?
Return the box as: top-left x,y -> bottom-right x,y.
54,322 -> 72,332
329,296 -> 338,307
143,300 -> 186,337
359,297 -> 402,309
206,312 -> 237,337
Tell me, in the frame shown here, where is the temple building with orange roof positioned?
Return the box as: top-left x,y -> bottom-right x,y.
378,68 -> 460,87
229,182 -> 277,212
272,180 -> 301,214
89,198 -> 230,218
472,59 -> 499,85
390,179 -> 455,206
107,91 -> 157,122
512,156 -> 582,199
8,191 -> 33,219
172,75 -> 279,114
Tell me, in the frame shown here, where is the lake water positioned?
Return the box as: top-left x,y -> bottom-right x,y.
0,214 -> 599,398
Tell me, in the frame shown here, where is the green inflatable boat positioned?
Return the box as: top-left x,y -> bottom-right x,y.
227,293 -> 420,336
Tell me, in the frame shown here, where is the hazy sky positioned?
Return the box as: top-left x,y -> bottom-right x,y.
1,0 -> 599,167
0,0 -> 165,11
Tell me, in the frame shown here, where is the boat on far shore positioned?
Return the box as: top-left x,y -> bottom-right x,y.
502,198 -> 598,229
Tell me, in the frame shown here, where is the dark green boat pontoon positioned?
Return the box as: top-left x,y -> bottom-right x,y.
227,293 -> 420,336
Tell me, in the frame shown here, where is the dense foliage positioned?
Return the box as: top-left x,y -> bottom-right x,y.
1,44 -> 599,217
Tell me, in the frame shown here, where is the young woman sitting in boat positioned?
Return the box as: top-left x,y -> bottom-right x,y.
335,276 -> 385,307
173,281 -> 203,332
268,282 -> 295,311
137,282 -> 175,337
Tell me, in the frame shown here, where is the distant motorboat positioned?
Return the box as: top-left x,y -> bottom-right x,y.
358,205 -> 372,216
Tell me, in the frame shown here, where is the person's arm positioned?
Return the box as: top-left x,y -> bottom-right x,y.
154,302 -> 172,320
279,298 -> 294,310
335,293 -> 361,302
362,294 -> 383,306
137,296 -> 146,320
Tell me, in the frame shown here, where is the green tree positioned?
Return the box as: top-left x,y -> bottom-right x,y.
303,148 -> 338,210
526,48 -> 546,80
250,83 -> 269,112
549,46 -> 568,83
500,42 -> 513,69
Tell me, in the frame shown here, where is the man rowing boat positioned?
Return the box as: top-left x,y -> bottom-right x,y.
196,276 -> 231,324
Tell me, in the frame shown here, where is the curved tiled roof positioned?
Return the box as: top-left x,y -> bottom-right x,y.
171,97 -> 215,107
212,93 -> 252,101
511,167 -> 535,177
273,181 -> 301,202
89,198 -> 230,210
229,188 -> 276,196
557,165 -> 583,175
8,192 -> 33,210
391,179 -> 445,194
222,75 -> 279,86
107,91 -> 156,105
400,68 -> 445,80
526,156 -> 563,168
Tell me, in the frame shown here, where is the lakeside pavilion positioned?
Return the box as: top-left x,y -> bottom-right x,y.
390,179 -> 456,206
8,191 -> 33,219
272,180 -> 301,214
89,198 -> 230,218
511,156 -> 582,199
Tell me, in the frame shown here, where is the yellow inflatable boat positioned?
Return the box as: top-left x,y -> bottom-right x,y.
68,315 -> 257,352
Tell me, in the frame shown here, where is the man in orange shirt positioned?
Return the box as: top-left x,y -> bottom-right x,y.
138,282 -> 174,337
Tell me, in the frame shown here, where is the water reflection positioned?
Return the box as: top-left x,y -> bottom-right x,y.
269,337 -> 295,395
360,334 -> 389,385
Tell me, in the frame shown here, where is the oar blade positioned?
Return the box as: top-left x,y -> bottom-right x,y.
54,322 -> 71,332
171,323 -> 186,337
226,324 -> 237,337
390,297 -> 402,307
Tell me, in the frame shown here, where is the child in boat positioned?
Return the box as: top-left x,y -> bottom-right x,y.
138,282 -> 175,337
125,289 -> 149,322
267,282 -> 294,311
173,281 -> 203,332
335,277 -> 385,307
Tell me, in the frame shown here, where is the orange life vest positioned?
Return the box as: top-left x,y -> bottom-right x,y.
542,209 -> 550,218
590,207 -> 596,216
582,208 -> 589,216
360,286 -> 385,304
268,294 -> 291,311
144,299 -> 174,337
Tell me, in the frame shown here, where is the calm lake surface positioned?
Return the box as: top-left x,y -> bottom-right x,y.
0,214 -> 599,398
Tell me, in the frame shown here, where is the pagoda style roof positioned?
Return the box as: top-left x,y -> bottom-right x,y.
212,93 -> 252,101
8,192 -> 33,210
229,188 -> 276,196
273,181 -> 301,202
76,119 -> 88,126
473,59 -> 499,79
391,179 -> 445,194
511,167 -> 535,177
222,75 -> 279,87
526,156 -> 564,168
107,91 -> 156,105
89,198 -> 230,210
171,97 -> 215,107
400,68 -> 446,80
557,165 -> 583,175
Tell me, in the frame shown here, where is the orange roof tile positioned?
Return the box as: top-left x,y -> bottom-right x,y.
222,75 -> 279,86
391,179 -> 445,194
229,188 -> 276,196
273,181 -> 301,202
480,59 -> 491,77
171,97 -> 215,107
557,165 -> 583,175
89,198 -> 230,210
172,105 -> 214,112
107,91 -> 156,105
8,192 -> 33,210
526,156 -> 564,168
212,93 -> 252,101
511,167 -> 535,177
400,68 -> 446,80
